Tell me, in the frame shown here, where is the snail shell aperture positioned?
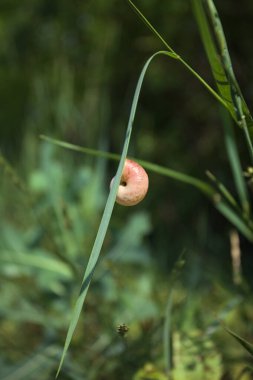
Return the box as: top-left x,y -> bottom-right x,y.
110,159 -> 149,206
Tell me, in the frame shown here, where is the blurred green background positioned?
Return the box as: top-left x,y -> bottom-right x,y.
1,0 -> 253,379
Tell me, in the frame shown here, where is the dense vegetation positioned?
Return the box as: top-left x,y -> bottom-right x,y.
1,1 -> 253,379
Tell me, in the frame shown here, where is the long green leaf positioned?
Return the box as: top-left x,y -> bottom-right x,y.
224,326 -> 253,357
215,201 -> 253,242
127,0 -> 230,113
55,50 -> 179,377
221,109 -> 250,214
192,0 -> 253,130
41,135 -> 215,198
42,135 -> 253,243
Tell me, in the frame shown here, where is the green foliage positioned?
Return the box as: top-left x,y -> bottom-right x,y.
1,0 -> 253,379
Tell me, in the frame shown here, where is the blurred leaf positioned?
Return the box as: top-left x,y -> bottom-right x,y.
0,250 -> 73,279
235,367 -> 253,380
133,363 -> 168,380
106,211 -> 151,264
224,326 -> 253,357
172,332 -> 223,380
1,345 -> 57,380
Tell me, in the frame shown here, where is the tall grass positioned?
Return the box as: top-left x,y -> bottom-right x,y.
40,0 -> 253,376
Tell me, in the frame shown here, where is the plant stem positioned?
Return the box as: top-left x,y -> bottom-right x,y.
178,56 -> 230,111
128,0 -> 231,114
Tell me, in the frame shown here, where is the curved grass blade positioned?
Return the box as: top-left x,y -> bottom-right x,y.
192,0 -> 253,131
42,135 -> 253,242
127,0 -> 230,113
55,50 -> 179,377
41,135 -> 215,198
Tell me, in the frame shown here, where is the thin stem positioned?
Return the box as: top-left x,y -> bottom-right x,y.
178,57 -> 230,111
235,95 -> 253,165
243,126 -> 253,166
128,0 -> 231,114
128,0 -> 176,54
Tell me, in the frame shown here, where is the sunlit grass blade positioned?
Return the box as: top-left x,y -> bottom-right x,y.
192,0 -> 253,131
55,50 -> 178,377
224,326 -> 253,357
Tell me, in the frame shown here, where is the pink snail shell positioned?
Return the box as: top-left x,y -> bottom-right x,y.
110,159 -> 149,206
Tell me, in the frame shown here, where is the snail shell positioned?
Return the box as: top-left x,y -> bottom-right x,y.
110,159 -> 149,206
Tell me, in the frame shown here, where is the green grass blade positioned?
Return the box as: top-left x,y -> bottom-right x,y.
224,326 -> 253,357
221,110 -> 250,214
192,0 -> 253,130
127,0 -> 176,54
41,135 -> 215,198
215,201 -> 253,242
40,135 -> 120,160
55,50 -> 178,377
234,94 -> 253,165
128,0 -> 230,112
206,170 -> 238,209
42,136 -> 253,242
